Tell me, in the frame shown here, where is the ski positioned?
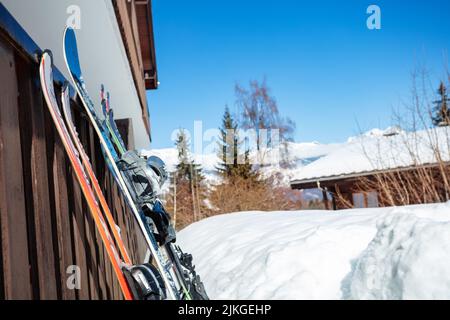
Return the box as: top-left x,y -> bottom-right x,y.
101,87 -> 209,300
63,81 -> 168,300
61,83 -> 132,266
101,86 -> 127,155
39,51 -> 133,300
63,27 -> 180,300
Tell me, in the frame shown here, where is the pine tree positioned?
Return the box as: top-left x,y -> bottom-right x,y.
172,129 -> 205,225
175,129 -> 203,182
432,82 -> 450,127
216,107 -> 256,180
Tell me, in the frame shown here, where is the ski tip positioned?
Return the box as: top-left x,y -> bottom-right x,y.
106,92 -> 111,111
62,81 -> 70,93
63,26 -> 75,50
63,26 -> 82,79
61,83 -> 71,112
100,84 -> 105,100
63,26 -> 75,39
64,25 -> 73,32
41,50 -> 54,66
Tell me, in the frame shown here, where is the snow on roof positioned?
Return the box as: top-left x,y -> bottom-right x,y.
291,126 -> 450,184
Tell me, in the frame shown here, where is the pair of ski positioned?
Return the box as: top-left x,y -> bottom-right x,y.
39,27 -> 204,300
62,26 -> 189,300
100,85 -> 207,301
40,52 -> 136,299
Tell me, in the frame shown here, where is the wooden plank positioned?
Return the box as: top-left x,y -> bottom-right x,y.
14,57 -> 39,300
96,238 -> 109,299
129,0 -> 144,70
68,166 -> 91,300
322,189 -> 330,210
136,1 -> 158,89
51,131 -> 76,300
114,0 -> 150,136
0,40 -> 32,299
16,54 -> 57,299
76,114 -> 101,300
87,121 -> 111,299
104,171 -> 115,299
116,118 -> 134,150
83,200 -> 100,300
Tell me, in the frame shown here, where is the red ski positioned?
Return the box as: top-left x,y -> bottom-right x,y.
39,51 -> 133,300
61,82 -> 131,266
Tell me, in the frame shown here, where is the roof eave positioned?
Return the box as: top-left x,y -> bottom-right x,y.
112,0 -> 157,141
290,161 -> 449,190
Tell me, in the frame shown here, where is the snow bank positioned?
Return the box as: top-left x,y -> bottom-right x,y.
178,202 -> 450,299
345,212 -> 450,299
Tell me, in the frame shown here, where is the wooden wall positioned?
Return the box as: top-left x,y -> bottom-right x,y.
0,28 -> 146,300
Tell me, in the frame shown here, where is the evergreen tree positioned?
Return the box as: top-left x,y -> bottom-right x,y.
172,128 -> 206,225
432,82 -> 450,127
175,129 -> 203,182
216,107 -> 256,180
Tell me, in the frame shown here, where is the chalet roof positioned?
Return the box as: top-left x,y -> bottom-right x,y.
114,0 -> 157,90
290,126 -> 450,188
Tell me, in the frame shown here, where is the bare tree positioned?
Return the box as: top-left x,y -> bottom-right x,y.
235,79 -> 296,168
338,67 -> 450,208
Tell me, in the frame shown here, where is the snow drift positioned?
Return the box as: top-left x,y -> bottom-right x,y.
178,202 -> 450,299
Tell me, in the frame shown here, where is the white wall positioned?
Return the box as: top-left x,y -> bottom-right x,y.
2,0 -> 151,149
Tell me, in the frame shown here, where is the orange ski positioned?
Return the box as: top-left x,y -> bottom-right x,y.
61,83 -> 131,265
39,51 -> 133,300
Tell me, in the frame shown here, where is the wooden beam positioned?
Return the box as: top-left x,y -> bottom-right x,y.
50,129 -> 76,300
115,118 -> 135,150
16,54 -> 58,299
322,189 -> 330,210
66,131 -> 91,302
113,0 -> 151,138
0,40 -> 32,299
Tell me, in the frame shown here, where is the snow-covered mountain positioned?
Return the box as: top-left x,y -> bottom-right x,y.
143,126 -> 448,192
142,140 -> 343,186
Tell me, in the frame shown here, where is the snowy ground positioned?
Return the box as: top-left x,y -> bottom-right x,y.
178,202 -> 450,300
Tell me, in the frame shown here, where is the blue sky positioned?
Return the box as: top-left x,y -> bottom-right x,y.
147,0 -> 450,149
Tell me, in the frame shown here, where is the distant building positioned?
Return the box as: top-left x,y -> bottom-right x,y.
290,127 -> 450,210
